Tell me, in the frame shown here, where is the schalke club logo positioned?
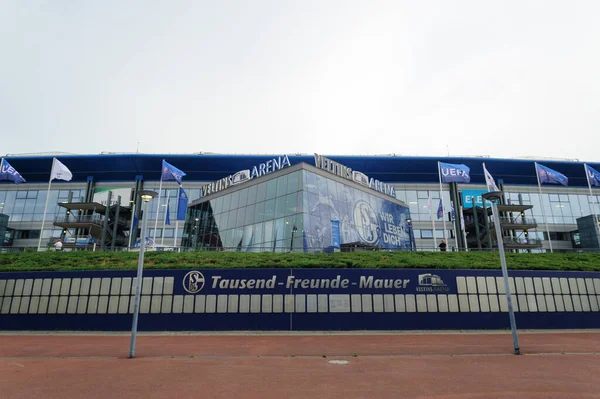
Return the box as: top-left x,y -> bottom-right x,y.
353,200 -> 379,244
183,271 -> 205,294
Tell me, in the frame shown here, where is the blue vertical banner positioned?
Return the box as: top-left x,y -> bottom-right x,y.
331,219 -> 341,249
165,202 -> 171,225
176,187 -> 188,220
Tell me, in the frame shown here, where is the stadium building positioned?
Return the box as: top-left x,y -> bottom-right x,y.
0,153 -> 599,252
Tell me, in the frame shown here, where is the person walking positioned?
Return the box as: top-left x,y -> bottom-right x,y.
53,239 -> 63,252
438,239 -> 447,252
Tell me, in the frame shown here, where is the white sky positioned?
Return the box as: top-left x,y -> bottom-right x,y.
1,1 -> 599,161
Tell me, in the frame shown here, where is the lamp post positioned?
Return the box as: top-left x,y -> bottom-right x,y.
129,190 -> 157,359
290,225 -> 298,252
483,191 -> 520,355
406,218 -> 415,251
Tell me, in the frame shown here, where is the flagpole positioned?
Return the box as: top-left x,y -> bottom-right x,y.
152,162 -> 164,246
174,220 -> 179,249
534,162 -> 553,253
128,201 -> 136,249
429,191 -> 437,249
437,162 -> 448,247
460,205 -> 468,251
37,158 -> 55,251
161,191 -> 170,246
584,163 -> 600,244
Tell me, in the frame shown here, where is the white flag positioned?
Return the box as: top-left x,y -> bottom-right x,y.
483,163 -> 499,192
51,158 -> 73,181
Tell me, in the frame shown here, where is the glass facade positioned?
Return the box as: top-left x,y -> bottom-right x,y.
182,167 -> 412,251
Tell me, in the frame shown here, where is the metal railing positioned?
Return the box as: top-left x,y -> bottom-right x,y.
54,215 -> 105,224
494,217 -> 538,225
502,238 -> 543,246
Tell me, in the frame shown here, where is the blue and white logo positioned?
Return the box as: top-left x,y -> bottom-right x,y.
352,171 -> 369,186
183,271 -> 205,294
232,169 -> 251,185
353,200 -> 379,244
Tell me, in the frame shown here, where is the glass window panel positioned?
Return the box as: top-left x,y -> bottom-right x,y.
549,194 -> 559,202
406,191 -> 417,205
307,192 -> 319,215
253,222 -> 264,245
236,207 -> 246,227
287,171 -> 300,193
275,196 -> 287,219
254,201 -> 265,224
247,185 -> 257,205
16,191 -> 27,199
296,191 -> 303,213
222,194 -> 231,212
417,191 -> 429,199
276,175 -> 288,198
316,174 -> 328,197
238,189 -> 248,208
21,214 -> 33,222
245,204 -> 255,226
164,229 -> 175,238
421,230 -> 433,238
559,194 -> 569,202
264,199 -> 275,221
305,171 -> 318,193
27,190 -> 38,199
24,199 -> 36,213
285,193 -> 298,215
256,182 -> 267,203
230,191 -> 239,210
266,179 -> 278,200
228,209 -> 239,229
263,220 -> 274,242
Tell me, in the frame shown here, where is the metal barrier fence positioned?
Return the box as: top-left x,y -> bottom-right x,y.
3,246 -> 600,254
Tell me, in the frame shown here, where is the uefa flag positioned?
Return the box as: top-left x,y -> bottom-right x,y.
439,162 -> 471,183
536,164 -> 568,186
437,198 -> 444,219
0,159 -> 26,184
161,160 -> 186,185
585,164 -> 600,187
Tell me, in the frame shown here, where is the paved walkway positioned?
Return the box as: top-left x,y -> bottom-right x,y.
1,332 -> 600,398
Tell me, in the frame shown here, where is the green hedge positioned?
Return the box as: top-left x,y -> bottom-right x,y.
1,251 -> 599,272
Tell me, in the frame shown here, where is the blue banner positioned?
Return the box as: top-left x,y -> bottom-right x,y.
461,189 -> 491,209
0,159 -> 26,184
439,162 -> 470,183
165,202 -> 171,225
537,163 -> 568,186
161,160 -> 186,185
176,187 -> 188,220
586,164 -> 600,187
331,220 -> 340,249
303,184 -> 411,251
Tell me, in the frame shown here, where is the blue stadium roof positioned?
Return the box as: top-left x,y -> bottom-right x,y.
1,153 -> 598,188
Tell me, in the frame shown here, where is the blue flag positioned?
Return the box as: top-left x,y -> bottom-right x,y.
537,163 -> 568,186
165,201 -> 171,225
0,159 -> 26,184
161,160 -> 186,185
451,205 -> 456,221
437,198 -> 444,219
331,220 -> 340,249
439,162 -> 470,183
132,212 -> 138,230
586,164 -> 600,187
176,187 -> 188,221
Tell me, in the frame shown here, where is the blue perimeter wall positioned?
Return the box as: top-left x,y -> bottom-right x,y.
1,268 -> 600,331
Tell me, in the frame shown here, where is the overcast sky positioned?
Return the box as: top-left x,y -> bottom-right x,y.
1,1 -> 599,161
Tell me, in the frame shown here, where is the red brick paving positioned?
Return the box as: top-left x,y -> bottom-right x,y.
1,333 -> 600,399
